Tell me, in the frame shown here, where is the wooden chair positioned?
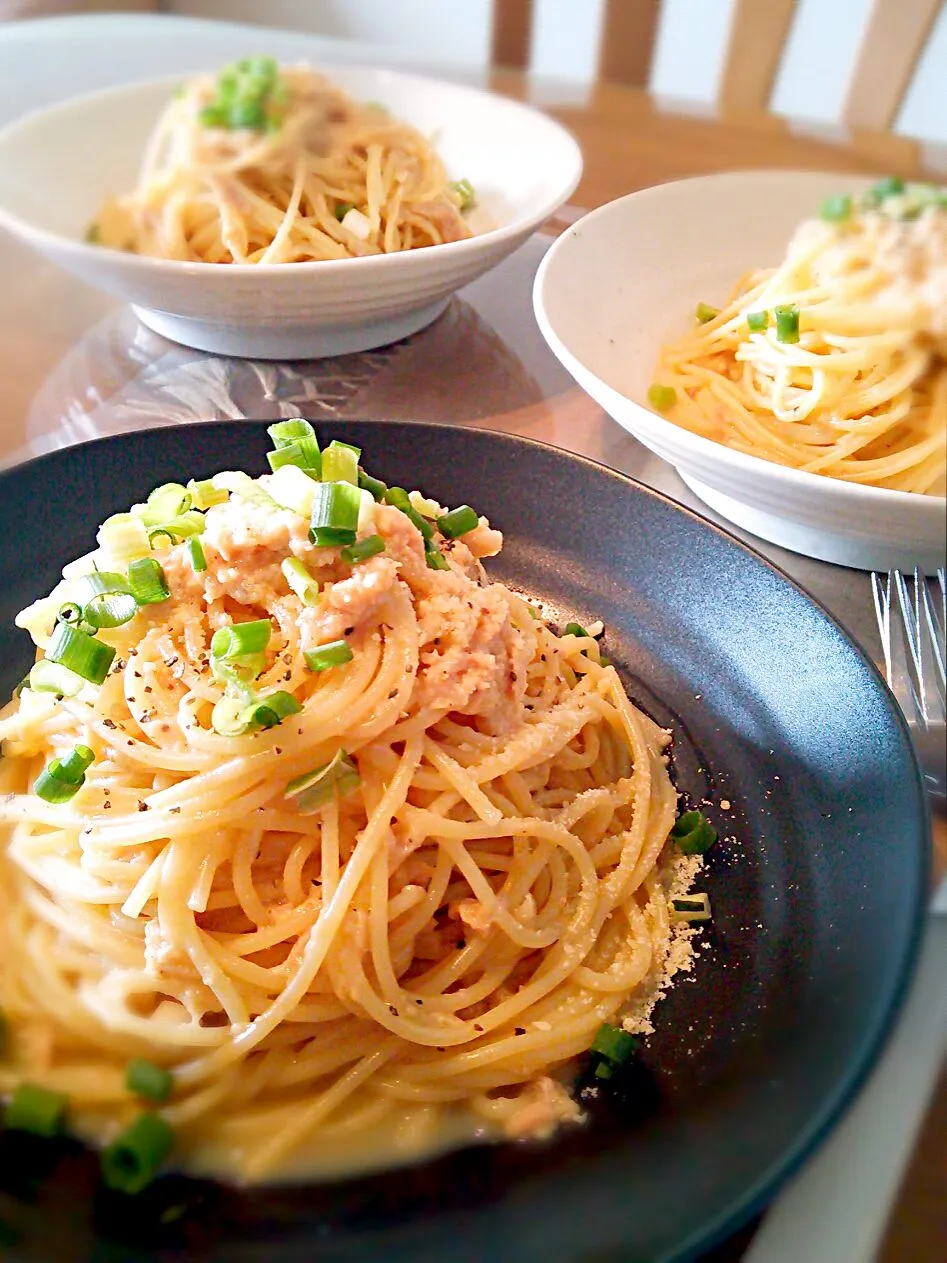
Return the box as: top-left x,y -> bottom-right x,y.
492,0 -> 944,134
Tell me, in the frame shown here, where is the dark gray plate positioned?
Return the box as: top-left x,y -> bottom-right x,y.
0,421 -> 929,1263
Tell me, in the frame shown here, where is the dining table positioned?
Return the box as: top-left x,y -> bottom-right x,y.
0,11 -> 944,1263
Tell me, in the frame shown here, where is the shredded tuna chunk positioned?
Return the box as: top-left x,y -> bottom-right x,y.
504,1076 -> 583,1140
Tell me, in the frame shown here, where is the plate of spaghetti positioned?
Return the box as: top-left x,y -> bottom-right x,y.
534,170 -> 947,571
0,421 -> 927,1263
0,60 -> 581,358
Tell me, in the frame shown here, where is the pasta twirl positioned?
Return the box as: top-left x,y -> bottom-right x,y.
650,180 -> 947,495
0,429 -> 705,1184
92,58 -> 475,265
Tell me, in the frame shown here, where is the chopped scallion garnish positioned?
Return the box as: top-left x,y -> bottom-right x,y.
138,482 -> 191,527
186,478 -> 228,510
309,481 -> 361,547
647,383 -> 677,412
187,537 -> 207,573
286,749 -> 360,813
45,623 -> 115,685
695,302 -> 718,323
340,535 -> 385,565
74,572 -> 137,629
820,193 -> 852,223
320,441 -> 361,486
4,1083 -> 68,1137
436,505 -> 479,539
281,557 -> 320,605
589,1023 -> 639,1080
774,304 -> 800,344
268,418 -> 316,448
448,177 -> 476,211
34,743 -> 95,802
101,1113 -> 174,1195
384,487 -> 433,539
211,619 -> 271,660
564,621 -> 590,638
98,512 -> 151,564
27,660 -> 85,698
267,438 -> 322,477
671,892 -> 712,923
334,202 -> 355,222
304,640 -> 353,673
670,809 -> 717,855
125,1058 -> 174,1104
746,309 -> 769,333
357,468 -> 387,502
127,557 -> 170,606
424,540 -> 450,571
241,691 -> 302,730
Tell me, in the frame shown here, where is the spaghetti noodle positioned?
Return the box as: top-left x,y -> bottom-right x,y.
0,427 -> 705,1184
650,179 -> 947,494
92,58 -> 475,264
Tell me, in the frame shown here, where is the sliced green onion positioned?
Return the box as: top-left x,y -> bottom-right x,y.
281,557 -> 320,605
187,537 -> 207,573
309,481 -> 361,547
424,540 -> 450,571
671,892 -> 712,923
57,744 -> 95,783
211,619 -> 271,660
45,623 -> 115,685
147,529 -> 176,551
334,201 -> 355,221
267,438 -> 322,477
695,302 -> 719,323
436,505 -> 479,539
340,535 -> 385,565
589,1023 -> 639,1080
304,640 -> 353,672
775,304 -> 800,344
670,809 -> 718,855
320,441 -> 360,486
357,468 -> 388,502
746,309 -> 769,333
820,193 -> 852,223
73,571 -> 137,629
126,1059 -> 174,1104
871,175 -> 904,201
127,557 -> 170,606
647,383 -> 677,412
384,487 -> 433,539
564,621 -> 590,638
216,471 -> 280,511
268,418 -> 316,448
98,512 -> 151,564
241,691 -> 302,730
187,478 -> 229,510
57,601 -> 83,625
4,1083 -> 68,1137
159,509 -> 205,541
211,696 -> 251,736
449,177 -> 476,211
28,660 -> 85,697
34,744 -> 95,802
101,1113 -> 174,1195
286,749 -> 360,814
138,483 -> 191,527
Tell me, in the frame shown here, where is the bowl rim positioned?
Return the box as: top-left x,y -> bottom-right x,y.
0,65 -> 583,279
532,171 -> 947,514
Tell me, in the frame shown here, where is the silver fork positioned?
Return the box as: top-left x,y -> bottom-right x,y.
871,567 -> 947,805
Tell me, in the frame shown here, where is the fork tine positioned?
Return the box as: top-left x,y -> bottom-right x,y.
871,571 -> 893,687
893,570 -> 926,720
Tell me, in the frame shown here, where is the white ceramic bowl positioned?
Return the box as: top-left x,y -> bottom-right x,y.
533,170 -> 947,573
0,66 -> 581,359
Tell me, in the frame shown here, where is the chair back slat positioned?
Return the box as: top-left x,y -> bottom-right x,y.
596,0 -> 662,89
717,0 -> 798,112
841,0 -> 943,130
491,0 -> 534,72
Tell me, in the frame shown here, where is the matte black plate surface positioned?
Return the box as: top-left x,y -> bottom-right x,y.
0,421 -> 928,1263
